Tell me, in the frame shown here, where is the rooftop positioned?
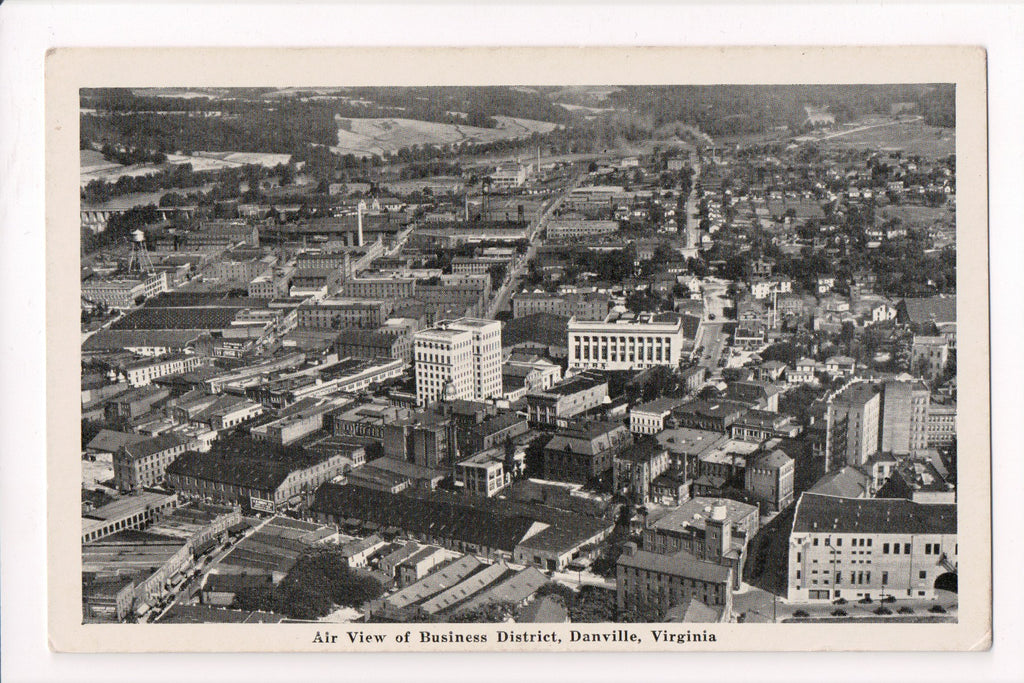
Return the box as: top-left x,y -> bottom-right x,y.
792,493 -> 957,535
617,547 -> 733,584
649,496 -> 758,534
633,397 -> 684,415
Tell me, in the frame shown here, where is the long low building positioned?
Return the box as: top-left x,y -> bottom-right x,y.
312,483 -> 613,572
312,484 -> 543,561
787,493 -> 957,602
165,435 -> 350,514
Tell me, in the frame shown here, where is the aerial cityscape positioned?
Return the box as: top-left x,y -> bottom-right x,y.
78,84 -> 958,626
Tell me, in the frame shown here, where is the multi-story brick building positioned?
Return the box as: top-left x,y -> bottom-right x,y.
526,370 -> 608,428
120,353 -> 207,388
542,420 -> 632,485
743,449 -> 795,512
640,497 -> 760,591
296,298 -> 393,330
616,542 -> 733,619
340,275 -> 417,300
879,380 -> 931,455
512,292 -> 610,320
113,433 -> 189,493
825,382 -> 881,470
927,402 -> 957,449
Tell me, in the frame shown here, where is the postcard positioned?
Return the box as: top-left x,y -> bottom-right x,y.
47,46 -> 989,652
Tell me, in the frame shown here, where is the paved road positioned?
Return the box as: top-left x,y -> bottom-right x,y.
484,176 -> 580,319
693,320 -> 728,370
732,583 -> 958,623
149,516 -> 272,622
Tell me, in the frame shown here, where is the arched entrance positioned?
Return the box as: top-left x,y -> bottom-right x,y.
934,572 -> 957,593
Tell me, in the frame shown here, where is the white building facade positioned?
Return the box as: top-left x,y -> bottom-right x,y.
414,318 -> 503,407
568,314 -> 685,372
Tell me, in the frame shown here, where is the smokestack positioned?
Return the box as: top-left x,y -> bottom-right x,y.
357,202 -> 364,247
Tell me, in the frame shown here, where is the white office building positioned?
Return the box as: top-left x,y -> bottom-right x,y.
414,318 -> 503,407
568,313 -> 685,372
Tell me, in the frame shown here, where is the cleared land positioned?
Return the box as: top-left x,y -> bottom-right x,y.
808,117 -> 954,159
331,116 -> 559,157
878,204 -> 955,231
80,149 -> 293,187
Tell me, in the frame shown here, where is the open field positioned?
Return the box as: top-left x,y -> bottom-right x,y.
878,203 -> 955,230
331,116 -> 559,156
809,117 -> 954,159
80,149 -> 293,187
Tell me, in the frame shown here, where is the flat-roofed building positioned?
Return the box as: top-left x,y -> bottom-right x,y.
414,318 -> 502,407
296,297 -> 393,330
613,438 -> 671,504
82,530 -> 193,612
526,370 -> 608,428
879,380 -> 931,455
911,335 -> 950,380
456,450 -> 512,498
82,272 -> 169,310
120,353 -> 208,388
341,275 -> 417,300
81,491 -> 180,544
729,409 -> 801,443
825,381 -> 881,470
630,397 -> 684,435
513,291 -> 610,320
334,328 -> 409,362
546,219 -> 619,239
641,497 -> 759,591
927,402 -> 956,449
744,449 -> 795,512
787,493 -> 957,602
568,312 -> 686,372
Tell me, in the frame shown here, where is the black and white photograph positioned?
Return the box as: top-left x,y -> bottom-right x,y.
75,80 -> 963,623
39,46 -> 992,654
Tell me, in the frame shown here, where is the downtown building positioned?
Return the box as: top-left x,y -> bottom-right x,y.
568,312 -> 686,372
787,493 -> 957,602
414,318 -> 502,407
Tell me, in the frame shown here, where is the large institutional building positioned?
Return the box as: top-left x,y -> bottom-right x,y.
568,312 -> 686,372
787,493 -> 957,602
414,318 -> 502,407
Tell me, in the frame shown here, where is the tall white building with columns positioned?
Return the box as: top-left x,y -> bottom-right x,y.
414,318 -> 503,407
568,313 -> 685,372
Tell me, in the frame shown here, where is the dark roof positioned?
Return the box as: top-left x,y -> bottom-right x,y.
334,329 -> 398,349
86,429 -> 147,453
155,604 -> 284,624
312,484 -> 538,552
122,433 -> 186,460
807,466 -> 871,498
518,595 -> 568,623
748,449 -> 792,471
203,572 -> 274,594
618,547 -> 732,584
110,307 -> 243,331
726,380 -> 780,404
792,493 -> 956,535
165,435 -> 334,492
899,295 -> 956,325
82,329 -> 203,352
